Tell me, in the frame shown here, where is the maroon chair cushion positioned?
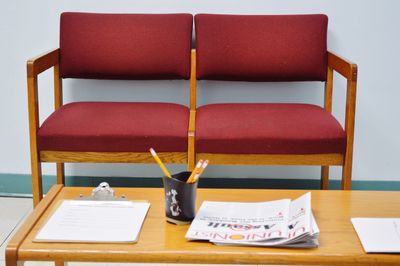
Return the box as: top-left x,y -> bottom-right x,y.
195,14 -> 328,81
195,103 -> 346,154
38,102 -> 189,152
60,13 -> 193,80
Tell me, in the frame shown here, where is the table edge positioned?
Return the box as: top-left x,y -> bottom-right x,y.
5,184 -> 64,266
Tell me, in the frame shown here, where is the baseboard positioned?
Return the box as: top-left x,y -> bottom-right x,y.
1,173 -> 400,197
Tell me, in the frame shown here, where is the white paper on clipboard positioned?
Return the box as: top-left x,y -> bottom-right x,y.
34,200 -> 150,243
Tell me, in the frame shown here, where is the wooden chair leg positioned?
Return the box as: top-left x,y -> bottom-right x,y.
55,261 -> 66,266
342,155 -> 353,190
56,163 -> 65,185
320,166 -> 329,190
31,158 -> 43,207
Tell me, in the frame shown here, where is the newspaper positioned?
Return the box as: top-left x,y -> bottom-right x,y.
186,192 -> 319,248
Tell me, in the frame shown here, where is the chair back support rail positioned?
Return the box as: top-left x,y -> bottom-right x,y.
27,13 -> 357,207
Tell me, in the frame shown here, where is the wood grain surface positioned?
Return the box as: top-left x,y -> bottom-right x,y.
7,186 -> 400,265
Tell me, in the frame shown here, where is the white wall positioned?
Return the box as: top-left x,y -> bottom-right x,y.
1,0 -> 399,181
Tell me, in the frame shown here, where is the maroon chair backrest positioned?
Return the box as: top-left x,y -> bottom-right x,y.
60,13 -> 193,80
195,14 -> 328,82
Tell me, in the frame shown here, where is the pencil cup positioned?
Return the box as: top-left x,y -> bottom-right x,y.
162,171 -> 198,225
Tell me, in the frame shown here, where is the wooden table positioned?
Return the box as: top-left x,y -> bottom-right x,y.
6,185 -> 400,265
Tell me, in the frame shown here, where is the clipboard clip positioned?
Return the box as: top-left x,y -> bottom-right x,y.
77,182 -> 128,201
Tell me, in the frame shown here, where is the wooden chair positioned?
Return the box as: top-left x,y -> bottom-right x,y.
190,14 -> 357,190
27,12 -> 193,206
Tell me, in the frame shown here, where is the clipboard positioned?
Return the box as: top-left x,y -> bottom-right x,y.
34,182 -> 150,243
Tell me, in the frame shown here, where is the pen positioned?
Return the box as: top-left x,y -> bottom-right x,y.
149,148 -> 172,178
187,159 -> 203,183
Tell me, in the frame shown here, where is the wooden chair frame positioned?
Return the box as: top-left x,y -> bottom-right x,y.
28,48 -> 189,206
188,49 -> 357,190
28,48 -> 356,206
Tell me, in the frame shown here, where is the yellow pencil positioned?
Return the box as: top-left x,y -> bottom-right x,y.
187,159 -> 203,183
149,148 -> 172,178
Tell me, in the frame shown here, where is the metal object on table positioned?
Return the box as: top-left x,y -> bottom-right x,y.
77,182 -> 128,201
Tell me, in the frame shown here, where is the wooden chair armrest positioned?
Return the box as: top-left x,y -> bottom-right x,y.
27,48 -> 60,78
327,51 -> 358,120
27,48 -> 61,175
327,51 -> 357,189
328,51 -> 357,81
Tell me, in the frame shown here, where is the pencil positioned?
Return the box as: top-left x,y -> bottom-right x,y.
149,148 -> 172,178
187,159 -> 203,183
192,160 -> 209,183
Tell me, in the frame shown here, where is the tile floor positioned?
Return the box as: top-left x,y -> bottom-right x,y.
1,197 -> 32,266
1,197 -> 255,266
